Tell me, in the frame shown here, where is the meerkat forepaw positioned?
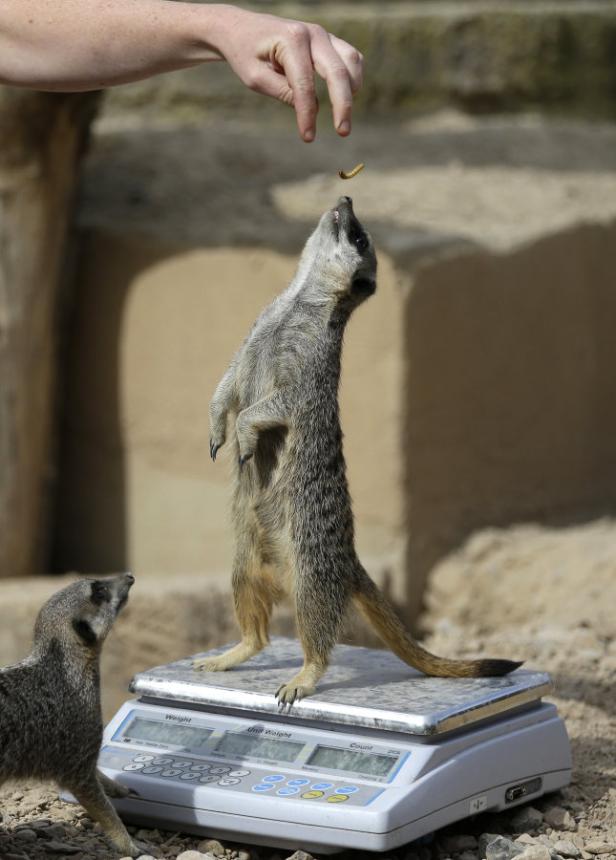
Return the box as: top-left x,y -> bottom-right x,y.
210,438 -> 224,461
238,451 -> 254,468
102,778 -> 132,799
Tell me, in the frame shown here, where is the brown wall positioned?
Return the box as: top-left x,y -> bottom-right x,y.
402,220 -> 616,617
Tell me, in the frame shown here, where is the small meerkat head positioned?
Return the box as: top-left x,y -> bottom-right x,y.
33,572 -> 134,653
299,196 -> 377,309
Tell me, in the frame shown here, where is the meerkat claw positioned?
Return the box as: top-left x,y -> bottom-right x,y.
210,441 -> 220,461
238,453 -> 253,468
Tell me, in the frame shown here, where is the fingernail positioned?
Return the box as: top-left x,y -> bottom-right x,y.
304,128 -> 315,142
337,120 -> 351,135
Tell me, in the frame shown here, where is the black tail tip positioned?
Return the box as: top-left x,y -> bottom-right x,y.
479,659 -> 524,677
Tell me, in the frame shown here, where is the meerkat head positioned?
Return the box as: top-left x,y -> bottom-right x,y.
298,196 -> 377,309
33,573 -> 134,653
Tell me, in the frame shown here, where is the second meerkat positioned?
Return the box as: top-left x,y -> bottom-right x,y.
198,196 -> 521,704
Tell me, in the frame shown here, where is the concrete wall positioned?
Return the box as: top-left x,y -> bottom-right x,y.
402,220 -> 616,617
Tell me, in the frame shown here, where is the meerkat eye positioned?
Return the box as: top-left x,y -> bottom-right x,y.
355,235 -> 368,252
90,581 -> 110,606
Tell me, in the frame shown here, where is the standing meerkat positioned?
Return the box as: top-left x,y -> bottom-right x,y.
197,196 -> 521,705
0,573 -> 142,858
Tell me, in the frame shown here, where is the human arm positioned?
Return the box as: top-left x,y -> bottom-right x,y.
0,1 -> 363,141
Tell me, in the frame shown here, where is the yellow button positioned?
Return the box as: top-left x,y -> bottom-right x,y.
301,790 -> 324,799
327,794 -> 350,803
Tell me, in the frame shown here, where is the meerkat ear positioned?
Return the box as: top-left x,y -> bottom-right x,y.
72,618 -> 98,646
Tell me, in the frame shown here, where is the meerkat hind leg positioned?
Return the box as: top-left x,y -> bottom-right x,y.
276,654 -> 328,708
276,583 -> 341,707
194,564 -> 278,672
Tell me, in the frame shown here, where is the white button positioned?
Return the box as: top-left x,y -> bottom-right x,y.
161,768 -> 182,777
218,777 -> 241,786
180,772 -> 200,780
133,754 -> 155,763
229,769 -> 250,777
123,763 -> 144,771
199,775 -> 218,784
209,767 -> 230,775
142,766 -> 163,775
190,764 -> 211,772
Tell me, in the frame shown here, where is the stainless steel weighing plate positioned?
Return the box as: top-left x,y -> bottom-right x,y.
131,637 -> 551,736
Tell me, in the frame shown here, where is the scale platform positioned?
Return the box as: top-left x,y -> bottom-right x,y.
99,638 -> 571,853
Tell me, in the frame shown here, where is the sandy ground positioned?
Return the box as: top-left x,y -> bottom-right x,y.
78,111 -> 616,254
1,517 -> 615,860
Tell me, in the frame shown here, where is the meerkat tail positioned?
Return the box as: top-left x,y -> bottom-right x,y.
352,570 -> 522,678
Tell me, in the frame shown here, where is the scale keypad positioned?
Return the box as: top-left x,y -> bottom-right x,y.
101,746 -> 379,807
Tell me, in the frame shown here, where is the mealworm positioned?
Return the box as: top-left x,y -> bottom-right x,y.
338,162 -> 365,180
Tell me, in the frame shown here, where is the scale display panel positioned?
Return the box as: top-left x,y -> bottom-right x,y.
306,746 -> 398,778
94,639 -> 572,854
214,732 -> 304,763
125,717 -> 213,750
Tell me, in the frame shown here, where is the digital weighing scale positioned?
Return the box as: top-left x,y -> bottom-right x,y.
99,638 -> 571,853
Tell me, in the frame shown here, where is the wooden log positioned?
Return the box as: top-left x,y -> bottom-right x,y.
0,89 -> 100,577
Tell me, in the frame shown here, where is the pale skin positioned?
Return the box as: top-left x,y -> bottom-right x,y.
0,1 -> 364,141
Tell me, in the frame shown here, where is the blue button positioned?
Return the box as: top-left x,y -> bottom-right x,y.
263,775 -> 285,783
252,784 -> 273,792
277,787 -> 300,796
336,786 -> 359,794
287,778 -> 310,787
311,782 -> 333,791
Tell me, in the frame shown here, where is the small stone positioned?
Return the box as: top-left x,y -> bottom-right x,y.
236,852 -> 251,860
487,835 -> 526,860
44,842 -> 82,855
459,851 -> 478,860
480,835 -> 506,857
23,819 -> 53,830
517,847 -> 551,860
585,845 -> 616,856
198,841 -> 226,857
136,855 -> 157,860
177,852 -> 212,860
516,836 -> 538,846
511,807 -> 544,831
442,835 -> 479,853
14,829 -> 37,842
39,824 -> 67,840
553,841 -> 582,858
544,808 -> 575,831
285,853 -> 314,860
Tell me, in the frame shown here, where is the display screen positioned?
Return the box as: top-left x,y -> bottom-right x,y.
215,732 -> 304,763
125,718 -> 213,750
307,745 -> 398,777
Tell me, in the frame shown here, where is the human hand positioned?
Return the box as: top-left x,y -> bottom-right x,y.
209,5 -> 364,142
